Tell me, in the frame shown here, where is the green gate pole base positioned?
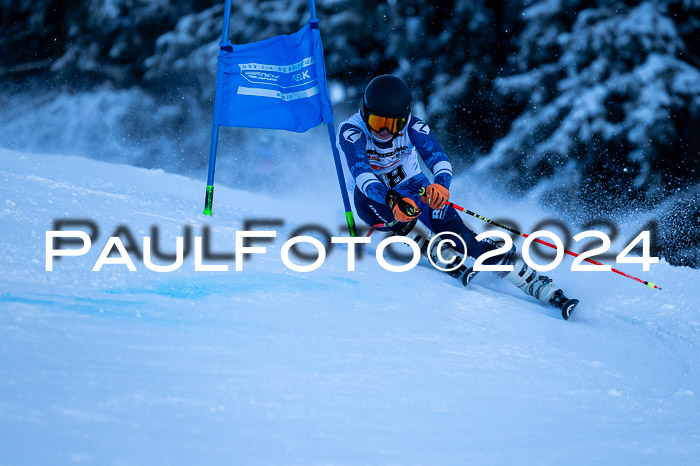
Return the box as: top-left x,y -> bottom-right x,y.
345,211 -> 357,237
203,185 -> 214,216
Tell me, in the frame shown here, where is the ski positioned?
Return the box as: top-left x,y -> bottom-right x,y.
460,267 -> 479,287
560,298 -> 579,320
398,224 -> 580,320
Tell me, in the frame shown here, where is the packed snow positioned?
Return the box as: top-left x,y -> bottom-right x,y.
1,148 -> 699,464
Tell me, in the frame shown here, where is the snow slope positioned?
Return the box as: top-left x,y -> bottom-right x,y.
1,149 -> 699,465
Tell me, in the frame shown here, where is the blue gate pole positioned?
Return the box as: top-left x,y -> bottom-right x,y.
203,0 -> 233,216
203,123 -> 220,216
310,0 -> 357,236
326,123 -> 357,236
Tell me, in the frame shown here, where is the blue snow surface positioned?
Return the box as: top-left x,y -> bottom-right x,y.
0,149 -> 698,465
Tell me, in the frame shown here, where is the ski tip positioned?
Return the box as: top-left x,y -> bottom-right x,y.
561,299 -> 579,320
461,268 -> 478,287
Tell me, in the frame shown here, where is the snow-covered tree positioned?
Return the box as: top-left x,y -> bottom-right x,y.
658,184 -> 700,267
318,0 -> 517,158
2,0 -> 699,266
476,1 -> 699,214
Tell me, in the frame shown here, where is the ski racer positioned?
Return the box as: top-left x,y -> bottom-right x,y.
337,75 -> 578,319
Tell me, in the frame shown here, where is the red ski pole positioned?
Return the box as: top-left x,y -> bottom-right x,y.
366,220 -> 398,237
419,188 -> 661,290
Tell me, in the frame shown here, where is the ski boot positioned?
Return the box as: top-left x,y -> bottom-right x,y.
427,240 -> 472,280
502,255 -> 579,320
460,239 -> 517,287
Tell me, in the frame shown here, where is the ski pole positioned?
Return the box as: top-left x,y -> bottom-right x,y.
366,220 -> 398,237
419,188 -> 661,290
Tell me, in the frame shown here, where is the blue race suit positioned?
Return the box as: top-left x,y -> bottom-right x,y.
336,111 -> 497,259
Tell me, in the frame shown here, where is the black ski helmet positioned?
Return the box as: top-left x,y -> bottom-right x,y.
362,75 -> 412,119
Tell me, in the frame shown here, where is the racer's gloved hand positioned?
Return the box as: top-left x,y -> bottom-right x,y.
422,183 -> 449,210
386,190 -> 421,223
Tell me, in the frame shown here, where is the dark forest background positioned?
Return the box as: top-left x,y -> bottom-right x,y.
1,0 -> 698,266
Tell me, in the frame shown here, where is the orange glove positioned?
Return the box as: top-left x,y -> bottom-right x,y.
386,190 -> 421,223
422,183 -> 449,210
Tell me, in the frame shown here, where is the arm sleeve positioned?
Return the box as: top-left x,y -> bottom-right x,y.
337,123 -> 389,204
408,116 -> 453,189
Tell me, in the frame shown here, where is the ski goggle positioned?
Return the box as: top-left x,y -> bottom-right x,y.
364,112 -> 409,134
